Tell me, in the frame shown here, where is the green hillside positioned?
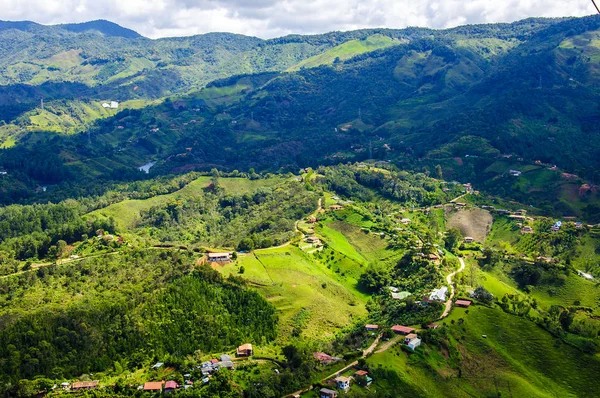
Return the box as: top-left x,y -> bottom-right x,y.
288,34 -> 402,71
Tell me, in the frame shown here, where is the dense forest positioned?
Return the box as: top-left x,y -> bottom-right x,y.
0,252 -> 277,382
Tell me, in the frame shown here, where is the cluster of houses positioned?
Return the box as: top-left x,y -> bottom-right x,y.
390,325 -> 421,349
319,369 -> 373,397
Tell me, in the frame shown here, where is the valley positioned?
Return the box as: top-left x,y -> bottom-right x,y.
0,12 -> 599,398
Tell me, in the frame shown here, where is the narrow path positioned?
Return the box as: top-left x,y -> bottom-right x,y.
285,332 -> 385,397
254,198 -> 322,252
440,257 -> 466,319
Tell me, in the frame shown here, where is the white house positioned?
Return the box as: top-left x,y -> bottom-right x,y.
102,103 -> 110,108
110,101 -> 119,109
207,252 -> 231,262
464,236 -> 474,243
335,376 -> 351,392
509,170 -> 522,177
407,337 -> 421,350
429,286 -> 448,302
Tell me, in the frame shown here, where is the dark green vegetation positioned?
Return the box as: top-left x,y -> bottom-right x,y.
0,251 -> 276,380
1,16 -> 600,223
0,165 -> 599,397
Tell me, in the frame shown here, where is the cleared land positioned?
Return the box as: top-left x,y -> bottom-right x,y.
446,208 -> 493,242
217,246 -> 368,341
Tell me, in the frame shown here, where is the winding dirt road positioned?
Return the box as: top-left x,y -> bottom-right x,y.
440,257 -> 466,319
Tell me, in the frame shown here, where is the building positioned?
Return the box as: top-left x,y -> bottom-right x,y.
72,381 -> 99,391
577,270 -> 594,281
164,381 -> 179,393
404,333 -> 418,344
220,354 -> 232,361
237,343 -> 253,357
551,221 -> 562,232
427,323 -> 439,329
143,382 -> 163,392
330,204 -> 343,210
110,101 -> 119,109
509,170 -> 522,177
464,237 -> 474,243
392,291 -> 412,300
429,286 -> 448,302
207,252 -> 231,262
218,360 -> 235,370
407,337 -> 422,351
313,352 -> 341,365
354,370 -> 372,386
391,325 -> 415,335
335,376 -> 351,392
102,102 -> 110,108
521,226 -> 533,234
428,253 -> 440,261
365,324 -> 379,331
320,388 -> 338,398
455,299 -> 472,308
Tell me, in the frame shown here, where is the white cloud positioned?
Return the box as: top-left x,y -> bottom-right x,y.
0,0 -> 595,38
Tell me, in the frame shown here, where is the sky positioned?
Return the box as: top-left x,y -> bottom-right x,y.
1,0 -> 597,39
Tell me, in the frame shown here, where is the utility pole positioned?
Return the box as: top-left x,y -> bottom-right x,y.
40,98 -> 44,111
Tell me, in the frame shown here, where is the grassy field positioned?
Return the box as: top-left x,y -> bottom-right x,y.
217,246 -> 368,341
288,34 -> 401,71
87,176 -> 283,230
441,306 -> 600,397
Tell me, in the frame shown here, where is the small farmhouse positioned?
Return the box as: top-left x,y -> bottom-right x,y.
164,381 -> 179,393
320,388 -> 338,398
237,343 -> 253,357
455,299 -> 472,308
207,252 -> 231,262
391,325 -> 415,335
72,381 -> 99,391
335,376 -> 351,391
365,324 -> 379,331
143,382 -> 163,392
429,286 -> 448,302
464,237 -> 474,243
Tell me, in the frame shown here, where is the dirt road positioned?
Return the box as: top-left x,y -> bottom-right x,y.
440,257 -> 466,319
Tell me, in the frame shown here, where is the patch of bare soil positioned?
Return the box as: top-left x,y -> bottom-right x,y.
446,208 -> 493,242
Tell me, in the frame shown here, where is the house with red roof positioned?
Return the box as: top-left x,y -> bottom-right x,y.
391,325 -> 415,335
164,381 -> 179,393
455,299 -> 472,308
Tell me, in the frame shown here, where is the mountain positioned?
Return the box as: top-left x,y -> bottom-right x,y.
0,19 -> 142,38
0,16 -> 600,220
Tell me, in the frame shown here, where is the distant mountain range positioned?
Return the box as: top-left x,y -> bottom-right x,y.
0,15 -> 599,218
0,19 -> 142,38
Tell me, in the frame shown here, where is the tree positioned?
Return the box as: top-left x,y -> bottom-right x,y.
238,238 -> 255,251
473,286 -> 493,304
445,228 -> 463,251
435,164 -> 443,179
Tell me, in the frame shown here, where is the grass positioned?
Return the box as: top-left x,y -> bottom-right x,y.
217,246 -> 368,341
87,176 -> 283,230
288,34 -> 401,71
441,306 -> 600,397
529,273 -> 600,314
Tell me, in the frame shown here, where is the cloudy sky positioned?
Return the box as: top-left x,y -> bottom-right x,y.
1,0 -> 597,38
